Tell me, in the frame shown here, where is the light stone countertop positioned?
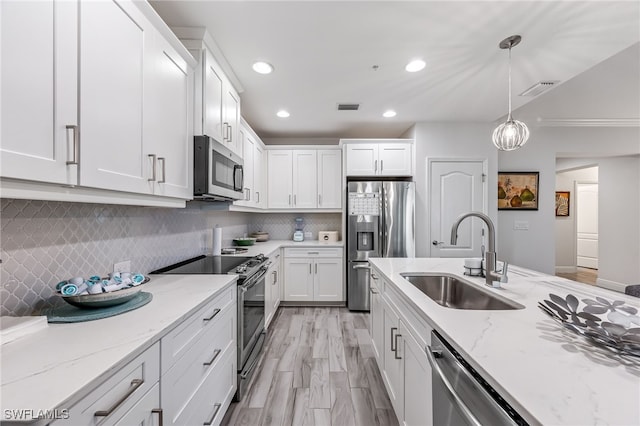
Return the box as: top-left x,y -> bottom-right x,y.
0,274 -> 237,421
222,239 -> 344,258
368,257 -> 640,426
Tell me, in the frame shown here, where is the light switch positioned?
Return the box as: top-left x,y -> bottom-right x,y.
514,220 -> 529,230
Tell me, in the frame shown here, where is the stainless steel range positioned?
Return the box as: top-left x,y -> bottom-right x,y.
152,254 -> 269,400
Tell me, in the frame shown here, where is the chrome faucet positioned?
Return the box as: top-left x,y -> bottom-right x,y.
450,212 -> 508,287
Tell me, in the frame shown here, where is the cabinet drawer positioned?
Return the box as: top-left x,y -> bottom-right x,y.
54,342 -> 160,426
171,345 -> 236,426
284,247 -> 343,258
161,285 -> 235,374
113,383 -> 161,426
162,305 -> 236,423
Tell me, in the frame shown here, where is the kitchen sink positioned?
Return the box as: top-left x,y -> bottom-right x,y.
400,273 -> 524,310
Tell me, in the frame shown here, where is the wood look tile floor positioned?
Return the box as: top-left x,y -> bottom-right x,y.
222,307 -> 399,426
556,267 -> 598,285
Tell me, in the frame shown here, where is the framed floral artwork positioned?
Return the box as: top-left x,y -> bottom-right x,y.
498,172 -> 539,210
555,191 -> 570,216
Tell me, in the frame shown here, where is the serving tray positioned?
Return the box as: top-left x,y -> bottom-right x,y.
45,292 -> 153,323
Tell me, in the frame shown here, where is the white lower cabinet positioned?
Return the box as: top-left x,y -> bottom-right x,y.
370,270 -> 433,426
161,286 -> 237,426
283,248 -> 343,302
265,251 -> 281,328
52,343 -> 161,426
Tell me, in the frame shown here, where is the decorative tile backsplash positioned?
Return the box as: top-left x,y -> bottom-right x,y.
0,199 -> 341,316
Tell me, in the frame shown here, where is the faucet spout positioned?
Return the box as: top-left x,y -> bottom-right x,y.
449,212 -> 507,287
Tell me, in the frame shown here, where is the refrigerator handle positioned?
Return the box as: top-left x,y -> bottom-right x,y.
380,187 -> 386,257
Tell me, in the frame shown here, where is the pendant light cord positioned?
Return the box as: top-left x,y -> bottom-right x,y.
507,45 -> 512,121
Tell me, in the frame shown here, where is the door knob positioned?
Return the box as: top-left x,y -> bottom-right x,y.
432,240 -> 444,246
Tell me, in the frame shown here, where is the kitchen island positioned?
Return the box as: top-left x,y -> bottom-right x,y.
369,257 -> 640,426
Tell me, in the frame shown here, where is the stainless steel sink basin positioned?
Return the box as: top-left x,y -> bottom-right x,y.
400,273 -> 524,310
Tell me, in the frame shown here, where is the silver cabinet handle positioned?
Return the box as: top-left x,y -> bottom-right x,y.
318,194 -> 322,206
223,122 -> 229,141
203,403 -> 222,426
374,159 -> 378,173
152,408 -> 163,426
65,125 -> 79,165
315,263 -> 318,274
390,327 -> 398,352
307,251 -> 319,255
425,347 -> 482,426
394,333 -> 402,359
256,191 -> 260,203
288,194 -> 292,206
369,287 -> 378,294
294,194 -> 297,205
148,154 -> 156,182
272,270 -> 277,285
229,125 -> 233,143
381,160 -> 384,172
203,308 -> 221,321
94,379 -> 144,417
158,157 -> 166,183
203,348 -> 221,366
309,263 -> 312,274
432,240 -> 445,246
371,273 -> 378,280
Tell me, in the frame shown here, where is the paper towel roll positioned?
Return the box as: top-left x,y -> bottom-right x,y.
212,226 -> 222,256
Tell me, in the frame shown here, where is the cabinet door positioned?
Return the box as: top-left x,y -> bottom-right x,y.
378,143 -> 412,176
313,258 -> 343,301
292,150 -> 317,208
345,144 -> 378,176
267,150 -> 293,208
149,36 -> 192,199
113,384 -> 161,426
401,320 -> 433,426
283,258 -> 313,301
317,149 -> 342,208
239,131 -> 254,205
265,258 -> 279,328
223,85 -> 241,155
382,299 -> 404,422
204,50 -> 224,143
79,0 -> 153,194
370,273 -> 384,365
1,0 -> 78,185
254,144 -> 265,208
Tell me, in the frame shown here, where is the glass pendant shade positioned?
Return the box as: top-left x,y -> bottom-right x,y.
492,35 -> 529,151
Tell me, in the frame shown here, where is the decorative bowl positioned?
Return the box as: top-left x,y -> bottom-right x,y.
233,237 -> 257,246
250,232 -> 269,242
61,277 -> 150,309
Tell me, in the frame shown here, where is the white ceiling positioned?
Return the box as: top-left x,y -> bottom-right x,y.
149,1 -> 640,139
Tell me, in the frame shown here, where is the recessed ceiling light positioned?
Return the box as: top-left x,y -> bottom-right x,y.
252,61 -> 274,74
383,110 -> 397,118
405,59 -> 426,72
276,110 -> 290,118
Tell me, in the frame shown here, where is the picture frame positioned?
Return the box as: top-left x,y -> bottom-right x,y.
498,172 -> 539,210
555,191 -> 570,216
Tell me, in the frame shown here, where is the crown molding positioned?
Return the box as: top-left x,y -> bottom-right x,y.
535,118 -> 640,127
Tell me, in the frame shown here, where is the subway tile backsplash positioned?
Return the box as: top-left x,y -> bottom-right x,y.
0,199 -> 341,316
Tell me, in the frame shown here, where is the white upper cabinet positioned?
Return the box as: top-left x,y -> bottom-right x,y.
267,150 -> 293,208
223,86 -> 241,155
317,149 -> 342,208
267,147 -> 342,210
254,144 -> 265,208
292,150 -> 317,208
203,50 -> 225,145
1,0 -> 195,204
344,140 -> 413,177
1,0 -> 78,185
234,119 -> 266,209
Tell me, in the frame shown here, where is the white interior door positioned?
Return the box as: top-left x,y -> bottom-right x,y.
430,160 -> 485,257
576,183 -> 598,269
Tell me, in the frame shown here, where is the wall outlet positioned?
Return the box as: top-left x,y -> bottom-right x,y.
514,220 -> 530,231
304,231 -> 312,239
113,260 -> 131,273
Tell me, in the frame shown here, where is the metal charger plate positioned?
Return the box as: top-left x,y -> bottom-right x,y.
538,293 -> 640,358
62,277 -> 150,308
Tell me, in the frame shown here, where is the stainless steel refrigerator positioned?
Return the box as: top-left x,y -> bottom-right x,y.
347,180 -> 415,311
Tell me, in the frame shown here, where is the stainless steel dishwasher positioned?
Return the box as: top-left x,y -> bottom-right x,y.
426,331 -> 529,426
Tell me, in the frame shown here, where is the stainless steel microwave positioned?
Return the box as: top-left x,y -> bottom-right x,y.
194,136 -> 244,201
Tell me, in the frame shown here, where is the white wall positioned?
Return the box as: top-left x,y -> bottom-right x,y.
499,126 -> 640,281
411,122 -> 497,257
555,166 -> 598,272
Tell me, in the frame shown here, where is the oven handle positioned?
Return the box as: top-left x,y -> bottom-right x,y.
240,332 -> 266,379
425,346 -> 482,426
240,268 -> 268,293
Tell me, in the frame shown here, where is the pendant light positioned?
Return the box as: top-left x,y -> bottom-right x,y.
492,35 -> 530,151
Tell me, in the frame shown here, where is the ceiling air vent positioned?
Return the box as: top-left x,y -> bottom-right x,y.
519,81 -> 560,97
337,103 -> 360,111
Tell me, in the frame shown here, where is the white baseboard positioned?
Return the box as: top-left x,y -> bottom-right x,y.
555,266 -> 577,273
595,278 -> 628,293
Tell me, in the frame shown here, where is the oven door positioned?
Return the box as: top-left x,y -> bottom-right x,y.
238,268 -> 266,368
